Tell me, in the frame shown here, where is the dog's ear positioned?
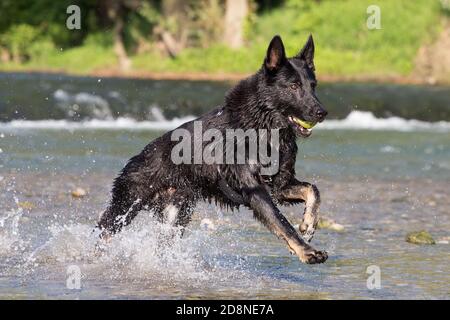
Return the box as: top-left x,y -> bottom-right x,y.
264,35 -> 286,72
296,34 -> 315,70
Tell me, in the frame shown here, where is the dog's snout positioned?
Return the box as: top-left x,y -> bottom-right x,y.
316,108 -> 327,120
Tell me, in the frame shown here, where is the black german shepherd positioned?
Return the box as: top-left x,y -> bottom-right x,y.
97,35 -> 328,264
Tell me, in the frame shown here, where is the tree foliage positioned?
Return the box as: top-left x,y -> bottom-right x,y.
0,0 -> 256,62
0,0 -> 444,79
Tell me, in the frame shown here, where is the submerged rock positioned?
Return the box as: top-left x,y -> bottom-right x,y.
317,217 -> 345,232
406,231 -> 435,245
17,201 -> 35,210
71,187 -> 87,198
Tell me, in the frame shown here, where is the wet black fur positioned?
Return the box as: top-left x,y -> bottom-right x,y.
97,35 -> 328,262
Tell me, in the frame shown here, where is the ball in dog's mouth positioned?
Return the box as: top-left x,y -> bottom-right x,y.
288,116 -> 316,137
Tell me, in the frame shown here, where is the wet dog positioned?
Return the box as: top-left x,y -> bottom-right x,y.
97,35 -> 328,264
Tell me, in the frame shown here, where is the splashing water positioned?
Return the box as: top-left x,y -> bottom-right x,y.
0,197 -> 26,256
2,197 -> 262,297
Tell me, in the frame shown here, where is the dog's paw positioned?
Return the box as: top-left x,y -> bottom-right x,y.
299,248 -> 328,264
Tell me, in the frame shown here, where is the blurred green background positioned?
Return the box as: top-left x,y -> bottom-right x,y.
0,0 -> 449,83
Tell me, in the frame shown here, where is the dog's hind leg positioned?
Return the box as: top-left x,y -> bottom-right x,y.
163,189 -> 196,230
153,189 -> 195,254
277,180 -> 321,242
97,197 -> 143,239
93,195 -> 144,255
96,174 -> 148,238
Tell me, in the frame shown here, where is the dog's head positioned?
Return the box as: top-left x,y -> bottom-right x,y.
262,35 -> 327,137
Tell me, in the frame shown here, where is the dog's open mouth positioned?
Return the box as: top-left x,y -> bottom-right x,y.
288,116 -> 317,137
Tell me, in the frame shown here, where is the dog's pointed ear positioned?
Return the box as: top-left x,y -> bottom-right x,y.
296,34 -> 315,70
264,35 -> 286,72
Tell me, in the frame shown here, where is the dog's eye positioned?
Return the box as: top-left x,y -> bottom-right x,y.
290,83 -> 300,90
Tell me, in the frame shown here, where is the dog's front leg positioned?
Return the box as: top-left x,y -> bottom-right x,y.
278,180 -> 321,242
244,186 -> 327,264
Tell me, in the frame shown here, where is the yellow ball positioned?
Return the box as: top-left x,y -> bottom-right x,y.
295,118 -> 316,129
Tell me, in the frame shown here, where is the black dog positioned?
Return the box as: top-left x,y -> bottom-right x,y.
97,35 -> 328,264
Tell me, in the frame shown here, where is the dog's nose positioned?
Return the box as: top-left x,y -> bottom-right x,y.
316,108 -> 328,119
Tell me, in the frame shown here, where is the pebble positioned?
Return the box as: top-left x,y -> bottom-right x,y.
17,201 -> 35,210
317,217 -> 345,232
71,187 -> 87,198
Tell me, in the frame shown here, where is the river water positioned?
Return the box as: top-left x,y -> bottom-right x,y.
0,72 -> 449,299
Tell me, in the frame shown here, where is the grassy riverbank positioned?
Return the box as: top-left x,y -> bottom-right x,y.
0,0 -> 447,82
